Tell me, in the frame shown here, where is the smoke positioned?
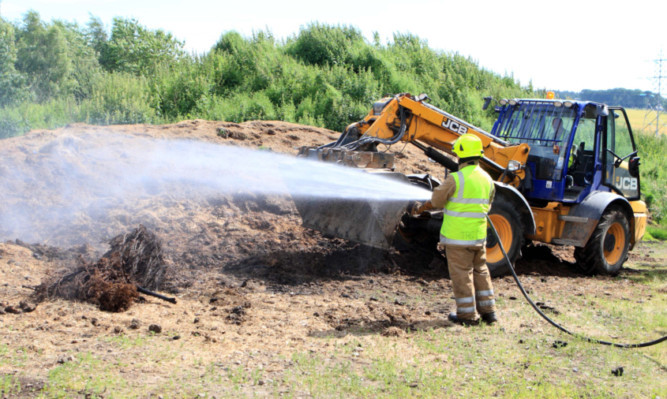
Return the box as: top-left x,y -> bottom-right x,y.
0,132 -> 430,246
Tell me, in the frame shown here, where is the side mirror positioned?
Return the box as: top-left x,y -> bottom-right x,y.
629,156 -> 641,177
597,104 -> 609,117
483,96 -> 493,111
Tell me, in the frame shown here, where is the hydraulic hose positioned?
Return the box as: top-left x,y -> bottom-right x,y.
343,105 -> 409,150
486,215 -> 667,349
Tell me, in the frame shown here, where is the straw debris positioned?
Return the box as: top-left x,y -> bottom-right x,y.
35,225 -> 168,312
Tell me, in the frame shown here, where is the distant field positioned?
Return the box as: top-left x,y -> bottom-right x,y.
626,108 -> 667,135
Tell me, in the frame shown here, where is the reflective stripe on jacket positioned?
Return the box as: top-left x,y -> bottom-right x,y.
440,165 -> 493,245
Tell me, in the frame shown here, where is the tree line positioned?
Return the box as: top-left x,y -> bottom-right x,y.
556,88 -> 666,109
0,12 -> 531,138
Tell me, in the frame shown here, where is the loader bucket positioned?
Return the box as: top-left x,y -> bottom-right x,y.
292,196 -> 409,249
290,148 -> 415,249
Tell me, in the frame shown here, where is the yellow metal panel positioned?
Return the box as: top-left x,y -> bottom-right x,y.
527,203 -> 569,243
527,207 -> 555,243
629,200 -> 647,245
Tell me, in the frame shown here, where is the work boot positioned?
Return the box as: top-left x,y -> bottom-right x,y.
448,312 -> 479,326
481,312 -> 498,324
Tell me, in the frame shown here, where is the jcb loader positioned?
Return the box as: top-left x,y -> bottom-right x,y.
294,93 -> 647,276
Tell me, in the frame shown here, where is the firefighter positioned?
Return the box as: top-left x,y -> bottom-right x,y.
414,133 -> 497,325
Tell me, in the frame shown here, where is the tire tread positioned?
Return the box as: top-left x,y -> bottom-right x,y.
574,207 -> 629,275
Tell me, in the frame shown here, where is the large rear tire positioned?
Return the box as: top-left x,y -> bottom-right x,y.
486,196 -> 524,276
574,207 -> 630,275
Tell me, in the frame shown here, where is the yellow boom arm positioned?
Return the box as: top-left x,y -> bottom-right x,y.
349,94 -> 530,186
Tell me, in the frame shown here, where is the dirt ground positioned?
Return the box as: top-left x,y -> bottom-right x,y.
0,120 -> 665,397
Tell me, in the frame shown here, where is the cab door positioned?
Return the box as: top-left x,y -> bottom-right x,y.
602,107 -> 641,200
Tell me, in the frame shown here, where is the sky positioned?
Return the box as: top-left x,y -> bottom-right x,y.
2,0 -> 666,94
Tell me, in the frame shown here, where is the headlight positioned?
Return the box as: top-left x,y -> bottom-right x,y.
507,160 -> 522,172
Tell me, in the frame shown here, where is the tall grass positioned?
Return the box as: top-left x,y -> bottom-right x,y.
628,108 -> 666,226
635,131 -> 667,225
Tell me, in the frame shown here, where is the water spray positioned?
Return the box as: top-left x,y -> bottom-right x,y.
0,133 -> 430,246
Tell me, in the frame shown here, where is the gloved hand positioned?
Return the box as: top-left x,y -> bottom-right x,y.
411,200 -> 433,215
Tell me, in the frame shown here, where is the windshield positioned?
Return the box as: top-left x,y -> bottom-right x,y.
493,102 -> 579,183
494,102 -> 576,146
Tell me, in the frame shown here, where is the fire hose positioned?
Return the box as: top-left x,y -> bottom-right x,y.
486,215 -> 666,348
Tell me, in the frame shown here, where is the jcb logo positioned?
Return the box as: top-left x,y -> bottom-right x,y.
616,176 -> 638,191
442,118 -> 468,134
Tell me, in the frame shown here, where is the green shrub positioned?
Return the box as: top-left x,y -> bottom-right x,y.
77,72 -> 157,124
210,30 -> 279,95
0,108 -> 28,138
153,57 -> 211,118
647,226 -> 667,240
0,98 -> 78,136
286,23 -> 364,67
0,19 -> 28,107
99,17 -> 185,75
204,92 -> 276,122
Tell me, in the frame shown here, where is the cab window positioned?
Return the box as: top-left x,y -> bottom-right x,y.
604,109 -> 639,199
566,116 -> 596,187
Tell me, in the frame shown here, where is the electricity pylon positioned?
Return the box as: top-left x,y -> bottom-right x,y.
643,54 -> 667,137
